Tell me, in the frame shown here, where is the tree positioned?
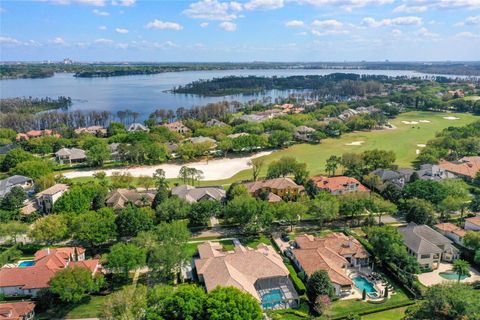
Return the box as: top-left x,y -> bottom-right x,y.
162,284 -> 206,320
313,295 -> 331,316
274,201 -> 308,231
100,285 -> 147,320
35,174 -> 56,192
403,198 -> 436,225
362,149 -> 396,171
366,194 -> 397,224
106,243 -> 146,278
0,186 -> 26,211
49,266 -> 103,303
53,186 -> 91,214
309,191 -> 339,226
189,200 -> 222,226
452,259 -> 470,283
464,231 -> 480,251
250,157 -> 265,181
405,283 -> 480,320
325,155 -> 341,176
116,206 -> 154,238
306,270 -> 335,303
226,183 -> 249,201
29,214 -> 69,245
72,208 -> 117,248
225,195 -> 273,233
403,180 -> 448,206
304,179 -> 318,198
155,197 -> 190,223
10,159 -> 54,180
153,168 -> 168,189
475,249 -> 480,265
1,149 -> 34,172
268,130 -> 292,148
0,221 -> 28,244
86,142 -> 111,167
205,286 -> 262,320
146,284 -> 174,316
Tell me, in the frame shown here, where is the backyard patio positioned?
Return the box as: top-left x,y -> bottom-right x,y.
417,262 -> 480,286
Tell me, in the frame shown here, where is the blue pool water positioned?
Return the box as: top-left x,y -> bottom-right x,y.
353,276 -> 377,294
18,260 -> 35,267
261,289 -> 283,309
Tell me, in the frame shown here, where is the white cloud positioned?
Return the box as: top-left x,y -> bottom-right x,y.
200,22 -> 210,27
293,0 -> 394,8
244,0 -> 284,10
311,19 -> 343,28
397,0 -> 480,11
145,19 -> 183,30
391,28 -> 402,36
0,36 -> 23,46
456,15 -> 480,26
115,27 -> 129,33
93,8 -> 109,15
417,27 -> 439,38
455,31 -> 480,39
285,20 -> 304,27
98,25 -> 107,30
311,29 -> 348,36
111,0 -> 136,6
51,37 -> 67,45
393,4 -> 427,13
362,16 -> 422,27
94,38 -> 114,45
183,0 -> 242,21
219,21 -> 237,31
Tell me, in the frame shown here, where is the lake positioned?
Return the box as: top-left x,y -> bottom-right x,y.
0,68 -> 463,120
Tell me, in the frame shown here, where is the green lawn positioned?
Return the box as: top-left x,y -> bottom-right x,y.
361,306 -> 409,320
65,295 -> 107,318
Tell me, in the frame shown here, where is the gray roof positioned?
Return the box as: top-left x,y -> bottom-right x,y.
206,119 -> 227,127
416,164 -> 456,181
171,185 -> 225,203
399,223 -> 459,255
0,144 -> 17,155
372,169 -> 404,181
0,175 -> 32,197
189,136 -> 217,144
128,123 -> 150,132
55,148 -> 86,160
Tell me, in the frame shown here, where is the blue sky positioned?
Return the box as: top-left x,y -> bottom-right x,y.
0,0 -> 479,62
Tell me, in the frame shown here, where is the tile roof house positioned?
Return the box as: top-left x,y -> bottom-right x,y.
15,130 -> 60,141
294,126 -> 316,141
206,119 -> 227,127
127,123 -> 150,132
434,223 -> 466,246
438,156 -> 480,180
171,185 -> 225,203
163,121 -> 191,134
0,301 -> 35,320
311,176 -> 369,195
290,233 -> 370,295
55,148 -> 87,165
188,136 -> 217,146
195,241 -> 299,309
399,223 -> 459,269
465,215 -> 480,231
74,125 -> 107,136
106,188 -> 155,210
35,183 -> 69,214
0,175 -> 34,198
0,247 -> 100,297
243,178 -> 304,202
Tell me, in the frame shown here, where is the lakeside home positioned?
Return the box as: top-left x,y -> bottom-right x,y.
243,177 -> 304,202
311,176 -> 369,195
105,188 -> 155,210
171,185 -> 225,203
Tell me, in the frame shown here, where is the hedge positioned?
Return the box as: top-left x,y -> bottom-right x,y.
286,263 -> 306,295
330,300 -> 416,320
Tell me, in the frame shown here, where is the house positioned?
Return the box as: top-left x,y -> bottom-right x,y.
0,143 -> 17,155
311,176 -> 369,195
188,136 -> 217,146
238,114 -> 267,123
35,184 -> 69,214
206,119 -> 227,127
399,223 -> 460,269
371,168 -> 413,189
171,185 -> 225,203
415,164 -> 456,181
15,130 -> 60,141
465,215 -> 480,231
294,126 -> 316,141
356,106 -> 381,114
243,178 -> 304,201
74,126 -> 107,136
227,132 -> 249,139
290,233 -> 370,295
0,175 -> 34,198
0,301 -> 35,320
438,157 -> 480,180
0,247 -> 100,297
276,103 -> 305,114
163,121 -> 191,134
55,148 -> 87,165
448,89 -> 465,98
434,223 -> 466,246
195,241 -> 299,309
127,123 -> 149,132
106,188 -> 155,210
338,109 -> 359,121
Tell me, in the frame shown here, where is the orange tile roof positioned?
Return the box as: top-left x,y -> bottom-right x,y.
0,302 -> 35,320
311,176 -> 369,193
466,216 -> 480,227
438,157 -> 480,179
434,223 -> 467,237
243,177 -> 304,194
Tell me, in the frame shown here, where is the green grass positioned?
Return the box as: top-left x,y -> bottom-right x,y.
361,306 -> 409,320
65,295 -> 107,318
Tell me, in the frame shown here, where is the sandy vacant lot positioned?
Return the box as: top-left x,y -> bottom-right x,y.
62,151 -> 272,181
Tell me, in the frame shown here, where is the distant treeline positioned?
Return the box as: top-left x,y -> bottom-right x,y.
172,74 -> 389,96
0,96 -> 72,114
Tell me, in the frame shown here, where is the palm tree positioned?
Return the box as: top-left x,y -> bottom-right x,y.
452,259 -> 470,283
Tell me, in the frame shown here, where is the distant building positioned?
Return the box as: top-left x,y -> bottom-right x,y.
227,132 -> 249,139
434,223 -> 466,246
465,215 -> 480,231
238,114 -> 267,123
74,126 -> 107,136
338,109 -> 358,121
55,148 -> 87,165
188,136 -> 217,145
243,177 -> 304,201
371,168 -> 413,189
415,164 -> 456,181
163,121 -> 191,134
0,301 -> 35,320
171,185 -> 225,203
206,119 -> 227,127
36,184 -> 69,214
0,247 -> 100,297
0,175 -> 34,198
311,176 -> 369,195
16,130 -> 60,141
438,157 -> 480,180
294,126 -> 316,141
127,123 -> 150,132
106,188 -> 155,210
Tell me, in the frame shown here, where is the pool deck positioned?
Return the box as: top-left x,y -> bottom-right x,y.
343,266 -> 388,301
417,262 -> 480,287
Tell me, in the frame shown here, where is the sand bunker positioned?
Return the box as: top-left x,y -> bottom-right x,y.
345,141 -> 365,146
402,121 -> 419,125
443,116 -> 460,120
417,144 -> 426,147
419,120 -> 431,123
416,149 -> 421,155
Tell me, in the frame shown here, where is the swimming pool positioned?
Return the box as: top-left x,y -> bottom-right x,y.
439,271 -> 470,280
353,276 -> 377,294
261,289 -> 284,309
18,260 -> 35,267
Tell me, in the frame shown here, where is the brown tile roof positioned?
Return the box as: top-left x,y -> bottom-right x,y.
106,188 -> 155,210
311,176 -> 369,193
243,177 -> 304,194
434,223 -> 467,237
0,301 -> 35,320
36,184 -> 69,197
292,233 -> 370,286
195,242 -> 289,300
466,215 -> 480,227
438,157 -> 480,179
